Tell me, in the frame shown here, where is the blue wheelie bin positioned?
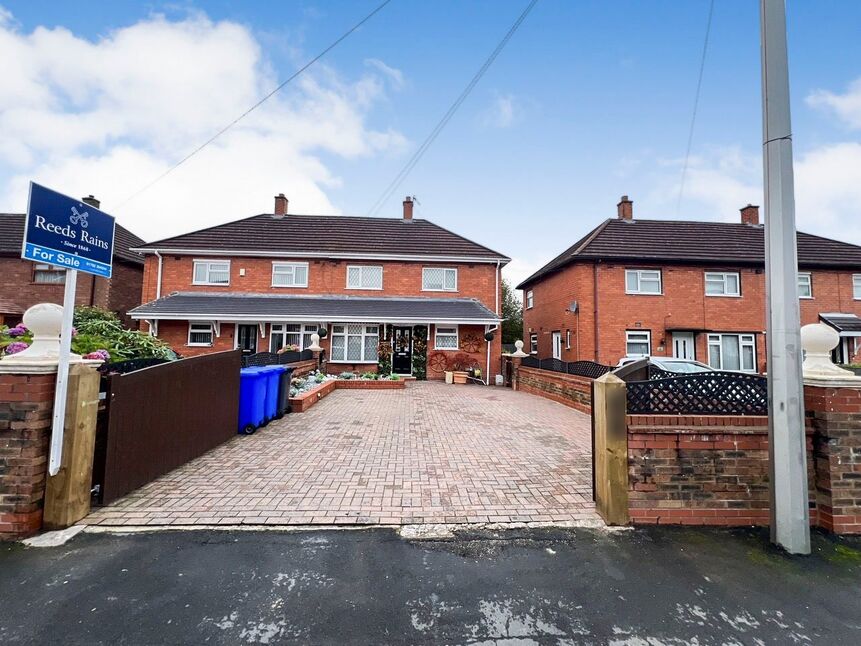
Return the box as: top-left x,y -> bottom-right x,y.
266,365 -> 288,419
238,367 -> 266,435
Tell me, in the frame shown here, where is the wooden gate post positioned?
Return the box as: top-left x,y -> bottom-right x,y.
43,363 -> 100,530
593,372 -> 629,525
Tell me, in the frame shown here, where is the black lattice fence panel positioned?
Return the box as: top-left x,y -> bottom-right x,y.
518,356 -> 612,379
241,348 -> 317,368
626,372 -> 768,415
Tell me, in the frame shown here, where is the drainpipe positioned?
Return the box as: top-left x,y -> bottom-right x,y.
155,251 -> 163,300
485,324 -> 498,386
593,261 -> 600,362
495,260 -> 501,316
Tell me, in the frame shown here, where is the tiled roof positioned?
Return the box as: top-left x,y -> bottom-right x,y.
517,218 -> 861,289
0,213 -> 145,266
134,214 -> 509,261
130,292 -> 501,324
820,313 -> 861,334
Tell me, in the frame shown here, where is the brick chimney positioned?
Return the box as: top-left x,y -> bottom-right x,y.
740,204 -> 759,225
274,193 -> 288,217
82,195 -> 100,209
403,196 -> 414,221
617,195 -> 633,220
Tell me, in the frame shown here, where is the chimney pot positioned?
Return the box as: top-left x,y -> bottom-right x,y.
403,196 -> 414,221
82,195 -> 100,209
274,193 -> 288,217
617,195 -> 633,220
740,204 -> 760,225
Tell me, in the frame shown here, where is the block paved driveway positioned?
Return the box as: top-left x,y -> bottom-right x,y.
85,382 -> 597,527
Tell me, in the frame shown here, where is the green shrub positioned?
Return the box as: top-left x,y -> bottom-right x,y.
389,374 -> 400,381
339,371 -> 354,380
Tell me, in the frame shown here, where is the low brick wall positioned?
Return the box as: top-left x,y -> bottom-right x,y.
627,414 -> 818,527
289,378 -> 407,413
515,366 -> 593,414
806,385 -> 861,534
287,359 -> 318,379
0,373 -> 55,540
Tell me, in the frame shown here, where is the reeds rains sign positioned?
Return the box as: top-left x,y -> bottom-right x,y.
22,182 -> 115,278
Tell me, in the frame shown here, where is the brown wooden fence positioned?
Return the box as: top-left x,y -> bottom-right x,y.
92,350 -> 240,505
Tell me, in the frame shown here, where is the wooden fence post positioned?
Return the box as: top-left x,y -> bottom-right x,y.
43,363 -> 100,530
593,372 -> 629,525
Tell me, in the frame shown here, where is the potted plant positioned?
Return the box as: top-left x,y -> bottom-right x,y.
448,353 -> 473,384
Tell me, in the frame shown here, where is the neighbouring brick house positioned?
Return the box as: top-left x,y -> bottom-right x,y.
0,197 -> 146,327
129,195 -> 508,381
518,196 -> 861,371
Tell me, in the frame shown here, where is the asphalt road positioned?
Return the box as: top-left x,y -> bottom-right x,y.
1,525 -> 860,645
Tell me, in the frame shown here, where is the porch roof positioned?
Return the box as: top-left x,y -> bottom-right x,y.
130,292 -> 501,325
820,313 -> 861,336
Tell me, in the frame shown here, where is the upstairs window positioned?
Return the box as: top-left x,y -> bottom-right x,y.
272,262 -> 308,288
797,273 -> 812,299
625,269 -> 661,295
854,274 -> 861,300
33,263 -> 65,284
423,267 -> 458,292
625,330 -> 651,356
346,265 -> 383,290
193,260 -> 230,286
705,272 -> 740,297
526,290 -> 534,309
188,322 -> 214,346
434,326 -> 459,350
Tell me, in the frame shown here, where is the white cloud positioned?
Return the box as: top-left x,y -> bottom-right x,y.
481,93 -> 517,128
0,10 -> 407,240
502,256 -> 544,293
807,77 -> 861,129
364,58 -> 404,89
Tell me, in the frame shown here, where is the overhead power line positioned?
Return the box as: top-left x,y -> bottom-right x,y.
366,0 -> 539,217
676,0 -> 715,216
117,0 -> 393,208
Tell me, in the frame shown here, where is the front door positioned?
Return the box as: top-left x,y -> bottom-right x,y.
673,332 -> 695,360
392,327 -> 412,374
551,331 -> 562,360
237,324 -> 258,355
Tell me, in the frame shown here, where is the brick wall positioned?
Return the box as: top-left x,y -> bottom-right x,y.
0,257 -> 143,326
523,260 -> 861,370
515,366 -> 592,414
806,385 -> 861,534
0,373 -> 54,540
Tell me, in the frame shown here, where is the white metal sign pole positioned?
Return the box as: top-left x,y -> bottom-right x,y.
760,0 -> 810,554
48,267 -> 78,476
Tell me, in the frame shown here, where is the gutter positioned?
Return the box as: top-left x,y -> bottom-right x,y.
128,312 -> 503,326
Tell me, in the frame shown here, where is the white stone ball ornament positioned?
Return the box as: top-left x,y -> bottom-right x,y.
800,323 -> 852,378
307,333 -> 323,352
512,339 -> 528,358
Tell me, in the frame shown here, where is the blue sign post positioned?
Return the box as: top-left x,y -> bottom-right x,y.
22,182 -> 116,475
22,182 -> 115,278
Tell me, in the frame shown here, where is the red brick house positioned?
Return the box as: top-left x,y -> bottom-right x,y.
130,195 -> 508,380
0,196 -> 145,327
518,196 -> 861,371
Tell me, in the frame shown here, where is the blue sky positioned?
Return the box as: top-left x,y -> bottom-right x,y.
2,1 -> 860,287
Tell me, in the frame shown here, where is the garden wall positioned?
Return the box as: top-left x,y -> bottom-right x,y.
514,366 -> 593,414
289,378 -> 407,413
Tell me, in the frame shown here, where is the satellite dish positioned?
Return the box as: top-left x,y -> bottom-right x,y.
568,301 -> 578,313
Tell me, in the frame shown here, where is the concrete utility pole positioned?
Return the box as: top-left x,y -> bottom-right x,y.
760,0 -> 810,554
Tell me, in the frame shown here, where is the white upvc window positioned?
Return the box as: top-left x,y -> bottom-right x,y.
269,323 -> 318,353
33,263 -> 66,284
705,271 -> 740,297
707,333 -> 757,372
852,274 -> 861,300
434,325 -> 459,350
625,330 -> 651,357
192,260 -> 230,286
272,262 -> 308,288
625,269 -> 662,295
346,265 -> 383,290
188,322 -> 214,346
422,267 -> 458,292
526,290 -> 534,309
798,273 -> 813,299
529,333 -> 538,354
330,324 -> 380,363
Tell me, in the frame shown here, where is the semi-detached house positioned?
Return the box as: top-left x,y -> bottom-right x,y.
518,196 -> 861,371
130,195 -> 509,381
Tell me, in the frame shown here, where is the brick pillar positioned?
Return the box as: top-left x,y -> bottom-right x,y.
510,356 -> 522,391
0,370 -> 56,540
805,383 -> 861,534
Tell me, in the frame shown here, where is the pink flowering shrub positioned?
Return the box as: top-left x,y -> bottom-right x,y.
83,349 -> 110,362
4,341 -> 29,355
7,325 -> 27,338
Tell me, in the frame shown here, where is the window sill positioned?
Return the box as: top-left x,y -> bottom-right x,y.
625,292 -> 663,296
433,346 -> 459,351
705,294 -> 742,298
345,287 -> 383,291
328,359 -> 378,364
798,296 -> 814,300
271,284 -> 309,289
187,343 -> 213,348
192,282 -> 230,287
422,288 -> 458,293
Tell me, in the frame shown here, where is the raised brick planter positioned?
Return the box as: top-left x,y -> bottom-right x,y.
288,378 -> 406,413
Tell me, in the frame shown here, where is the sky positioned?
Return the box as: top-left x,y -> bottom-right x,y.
1,0 -> 860,290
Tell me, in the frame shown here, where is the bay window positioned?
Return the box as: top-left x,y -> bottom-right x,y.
330,324 -> 379,363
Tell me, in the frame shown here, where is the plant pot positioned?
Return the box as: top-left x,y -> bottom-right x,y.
445,371 -> 454,384
452,371 -> 468,384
